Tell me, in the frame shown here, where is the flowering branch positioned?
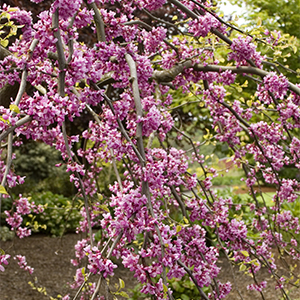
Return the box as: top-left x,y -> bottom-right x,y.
153,63 -> 300,95
177,260 -> 210,300
0,115 -> 32,142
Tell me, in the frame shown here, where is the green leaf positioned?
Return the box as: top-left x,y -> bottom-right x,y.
246,100 -> 252,107
163,284 -> 168,292
0,185 -> 8,195
183,217 -> 189,224
292,45 -> 297,54
117,291 -> 129,298
9,104 -> 20,114
0,248 -> 5,255
0,39 -> 8,47
257,17 -> 262,26
271,31 -> 278,40
241,250 -> 249,257
239,264 -> 247,271
119,278 -> 125,289
97,204 -> 110,213
181,294 -> 190,300
176,225 -> 182,232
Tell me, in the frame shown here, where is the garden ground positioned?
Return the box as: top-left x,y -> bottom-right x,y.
0,233 -> 299,300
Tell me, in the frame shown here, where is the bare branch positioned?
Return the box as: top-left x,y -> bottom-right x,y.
125,53 -> 145,160
52,9 -> 66,96
85,1 -> 106,42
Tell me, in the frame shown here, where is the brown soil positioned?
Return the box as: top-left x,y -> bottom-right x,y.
0,234 -> 299,300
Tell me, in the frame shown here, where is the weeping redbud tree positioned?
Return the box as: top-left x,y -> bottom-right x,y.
0,0 -> 300,299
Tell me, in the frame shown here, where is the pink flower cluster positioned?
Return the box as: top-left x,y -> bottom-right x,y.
5,196 -> 44,238
189,14 -> 220,37
142,27 -> 167,54
258,72 -> 289,102
14,255 -> 34,274
85,246 -> 117,277
1,1 -> 300,299
0,254 -> 10,272
228,36 -> 263,67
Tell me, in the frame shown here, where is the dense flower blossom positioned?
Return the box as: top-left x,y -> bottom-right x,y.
142,27 -> 167,54
52,0 -> 82,20
139,0 -> 166,11
86,246 -> 117,277
141,106 -> 162,136
189,14 -> 220,37
1,1 -> 300,299
262,72 -> 289,100
228,36 -> 263,67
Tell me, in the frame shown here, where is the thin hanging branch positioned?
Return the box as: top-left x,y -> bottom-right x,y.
177,260 -> 210,300
125,53 -> 175,300
52,8 -> 94,246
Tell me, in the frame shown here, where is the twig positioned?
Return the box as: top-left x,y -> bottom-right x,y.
71,88 -> 124,192
168,0 -> 232,46
52,8 -> 94,247
52,9 -> 66,95
72,272 -> 91,300
177,260 -> 210,300
100,90 -> 145,163
125,53 -> 145,160
14,39 -> 39,106
142,8 -> 185,35
90,231 -> 123,300
0,115 -> 32,142
215,227 -> 245,300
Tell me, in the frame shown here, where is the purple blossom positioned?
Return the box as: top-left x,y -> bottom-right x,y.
142,27 -> 167,54
52,0 -> 82,20
87,246 -> 117,277
139,0 -> 166,11
14,255 -> 34,274
0,254 -> 10,272
263,72 -> 289,100
228,36 -> 263,67
247,281 -> 267,293
142,106 -> 162,136
189,14 -> 220,37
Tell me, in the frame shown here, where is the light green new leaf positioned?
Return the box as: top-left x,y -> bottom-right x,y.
0,185 -> 8,195
9,104 -> 20,114
119,278 -> 125,289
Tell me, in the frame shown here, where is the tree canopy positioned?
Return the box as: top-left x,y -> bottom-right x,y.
0,0 -> 300,299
